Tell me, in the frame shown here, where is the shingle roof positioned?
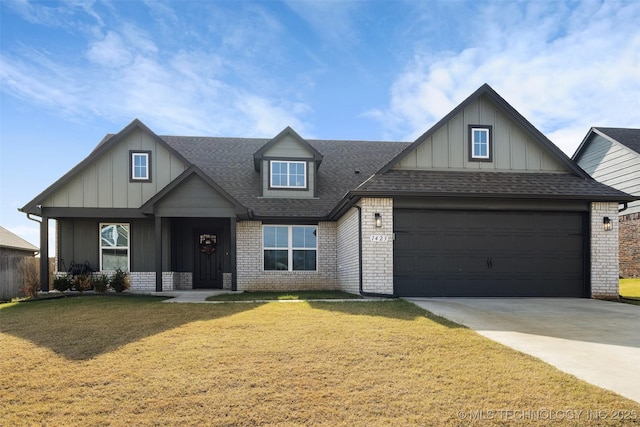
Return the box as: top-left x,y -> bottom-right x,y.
354,169 -> 635,201
161,136 -> 411,217
0,226 -> 38,252
594,127 -> 640,154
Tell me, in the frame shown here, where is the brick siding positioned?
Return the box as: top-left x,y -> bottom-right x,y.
359,198 -> 394,295
620,212 -> 640,278
336,207 -> 360,294
591,202 -> 620,299
236,220 -> 337,291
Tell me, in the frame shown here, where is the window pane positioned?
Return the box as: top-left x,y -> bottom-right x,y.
290,163 -> 305,187
264,250 -> 288,270
292,226 -> 316,248
101,224 -> 129,248
264,226 -> 288,248
293,250 -> 316,271
102,249 -> 128,270
133,154 -> 148,179
263,226 -> 275,247
271,162 -> 288,187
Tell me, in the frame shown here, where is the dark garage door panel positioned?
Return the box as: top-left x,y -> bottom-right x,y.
394,210 -> 586,297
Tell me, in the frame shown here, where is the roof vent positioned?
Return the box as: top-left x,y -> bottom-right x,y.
354,169 -> 360,174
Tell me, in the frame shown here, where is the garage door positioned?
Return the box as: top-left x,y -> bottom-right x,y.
394,210 -> 587,297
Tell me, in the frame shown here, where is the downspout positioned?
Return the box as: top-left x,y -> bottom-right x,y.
26,214 -> 41,257
347,199 -> 363,294
347,197 -> 395,298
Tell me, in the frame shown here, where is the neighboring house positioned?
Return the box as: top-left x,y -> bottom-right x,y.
0,226 -> 38,257
573,128 -> 640,278
0,226 -> 39,300
21,84 -> 636,299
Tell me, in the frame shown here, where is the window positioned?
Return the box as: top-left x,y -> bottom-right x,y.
100,223 -> 130,271
130,151 -> 151,181
469,125 -> 493,161
263,225 -> 317,271
270,161 -> 306,188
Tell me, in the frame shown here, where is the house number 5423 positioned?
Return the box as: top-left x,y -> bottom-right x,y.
370,235 -> 389,242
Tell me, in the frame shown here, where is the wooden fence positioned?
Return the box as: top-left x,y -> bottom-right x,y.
0,257 -> 54,301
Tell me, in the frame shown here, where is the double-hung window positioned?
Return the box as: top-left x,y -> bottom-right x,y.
100,223 -> 130,271
263,225 -> 317,271
469,125 -> 492,161
130,151 -> 151,181
270,161 -> 306,188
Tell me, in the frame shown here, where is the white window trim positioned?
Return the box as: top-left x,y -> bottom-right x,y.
131,152 -> 150,181
270,160 -> 307,188
471,127 -> 490,159
262,225 -> 317,271
99,223 -> 130,271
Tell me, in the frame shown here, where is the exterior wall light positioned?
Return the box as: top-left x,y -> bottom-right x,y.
603,216 -> 612,231
375,213 -> 382,228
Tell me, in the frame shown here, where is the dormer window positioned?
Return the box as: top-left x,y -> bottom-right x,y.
270,160 -> 306,189
130,151 -> 151,182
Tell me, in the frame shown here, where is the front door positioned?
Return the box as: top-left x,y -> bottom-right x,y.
194,232 -> 222,288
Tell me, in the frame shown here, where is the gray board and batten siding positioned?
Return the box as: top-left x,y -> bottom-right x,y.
575,132 -> 640,215
43,127 -> 188,210
394,96 -> 568,173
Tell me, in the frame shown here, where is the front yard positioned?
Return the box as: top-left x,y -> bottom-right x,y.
1,296 -> 638,426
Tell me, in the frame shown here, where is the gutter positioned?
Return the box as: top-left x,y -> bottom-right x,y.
619,202 -> 628,213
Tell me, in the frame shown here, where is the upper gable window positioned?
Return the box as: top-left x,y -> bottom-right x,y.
130,151 -> 151,182
270,160 -> 306,189
469,126 -> 493,162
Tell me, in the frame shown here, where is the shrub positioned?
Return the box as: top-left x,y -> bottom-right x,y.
52,275 -> 71,292
110,269 -> 130,293
91,274 -> 110,294
72,274 -> 91,293
19,258 -> 40,298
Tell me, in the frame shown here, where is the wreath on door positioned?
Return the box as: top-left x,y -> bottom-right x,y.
199,234 -> 217,255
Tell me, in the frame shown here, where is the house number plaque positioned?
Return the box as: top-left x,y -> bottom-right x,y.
370,234 -> 389,242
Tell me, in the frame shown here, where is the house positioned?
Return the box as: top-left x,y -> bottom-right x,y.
0,226 -> 38,257
573,128 -> 640,278
21,84 -> 636,299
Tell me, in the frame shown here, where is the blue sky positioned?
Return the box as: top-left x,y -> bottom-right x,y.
1,0 -> 639,249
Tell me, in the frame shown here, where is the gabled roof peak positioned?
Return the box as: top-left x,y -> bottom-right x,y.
377,83 -> 587,178
253,126 -> 323,171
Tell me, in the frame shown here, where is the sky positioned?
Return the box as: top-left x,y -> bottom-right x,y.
1,0 -> 639,251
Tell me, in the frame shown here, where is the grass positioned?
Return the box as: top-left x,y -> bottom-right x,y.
620,278 -> 640,306
1,297 -> 639,426
207,290 -> 363,301
620,278 -> 640,298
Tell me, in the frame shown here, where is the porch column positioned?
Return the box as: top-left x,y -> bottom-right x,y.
40,215 -> 49,292
155,215 -> 162,292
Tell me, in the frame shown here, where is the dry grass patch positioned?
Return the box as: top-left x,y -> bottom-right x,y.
1,296 -> 639,426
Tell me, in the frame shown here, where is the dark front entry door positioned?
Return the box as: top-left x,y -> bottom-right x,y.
194,232 -> 222,288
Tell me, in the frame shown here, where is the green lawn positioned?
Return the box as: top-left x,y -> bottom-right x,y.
620,278 -> 640,305
620,278 -> 640,298
207,290 -> 363,301
1,296 -> 638,426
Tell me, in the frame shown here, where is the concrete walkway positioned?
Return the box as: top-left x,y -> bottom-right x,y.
406,298 -> 640,403
132,290 -> 389,304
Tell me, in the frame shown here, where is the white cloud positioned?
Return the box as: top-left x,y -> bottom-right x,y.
1,12 -> 313,138
370,1 -> 640,154
86,31 -> 133,67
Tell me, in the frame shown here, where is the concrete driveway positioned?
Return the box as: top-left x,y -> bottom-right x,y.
406,298 -> 640,403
